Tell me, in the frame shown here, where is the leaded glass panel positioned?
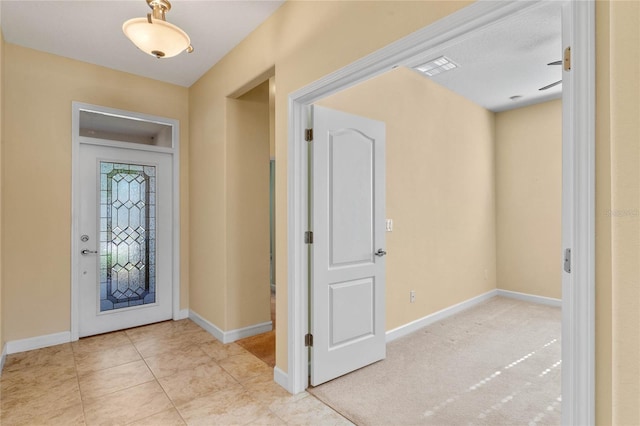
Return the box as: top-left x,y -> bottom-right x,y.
100,162 -> 156,311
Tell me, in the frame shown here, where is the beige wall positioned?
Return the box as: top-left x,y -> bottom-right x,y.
316,70 -> 561,327
189,0 -> 472,370
2,45 -> 189,342
609,1 -> 640,424
495,100 -> 562,299
318,67 -> 496,330
594,1 -> 640,424
269,77 -> 276,159
225,81 -> 271,330
595,2 -> 613,421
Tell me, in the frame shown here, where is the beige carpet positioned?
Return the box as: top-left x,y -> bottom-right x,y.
309,296 -> 561,425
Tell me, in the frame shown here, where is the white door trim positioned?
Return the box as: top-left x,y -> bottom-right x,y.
286,2 -> 595,425
71,102 -> 182,341
561,3 -> 596,425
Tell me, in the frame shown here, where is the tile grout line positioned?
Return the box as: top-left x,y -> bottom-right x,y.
76,332 -> 157,425
76,331 -> 170,424
125,328 -> 190,425
180,338 -> 281,425
4,321 -> 348,426
71,344 -> 90,426
122,324 -> 251,424
306,392 -> 356,425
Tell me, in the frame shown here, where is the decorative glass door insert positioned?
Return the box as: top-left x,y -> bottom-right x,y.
100,162 -> 156,311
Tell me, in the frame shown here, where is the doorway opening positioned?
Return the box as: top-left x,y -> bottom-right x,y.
286,1 -> 595,425
231,77 -> 278,368
307,65 -> 562,422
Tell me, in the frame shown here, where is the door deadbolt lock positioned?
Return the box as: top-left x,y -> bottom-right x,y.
81,234 -> 90,242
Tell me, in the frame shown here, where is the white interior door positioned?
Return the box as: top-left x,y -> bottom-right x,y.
78,143 -> 173,337
311,105 -> 386,386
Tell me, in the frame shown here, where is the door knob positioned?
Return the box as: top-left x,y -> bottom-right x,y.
81,249 -> 98,255
374,249 -> 387,257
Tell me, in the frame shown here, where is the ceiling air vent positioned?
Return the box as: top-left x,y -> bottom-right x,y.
414,56 -> 458,77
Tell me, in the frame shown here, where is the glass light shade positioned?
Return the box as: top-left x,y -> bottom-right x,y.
123,17 -> 190,58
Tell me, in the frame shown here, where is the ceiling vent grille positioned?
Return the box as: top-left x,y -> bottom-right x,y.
414,56 -> 458,77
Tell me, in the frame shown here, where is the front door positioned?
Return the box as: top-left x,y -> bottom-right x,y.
78,143 -> 173,337
310,105 -> 386,386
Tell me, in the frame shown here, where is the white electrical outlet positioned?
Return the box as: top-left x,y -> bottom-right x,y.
410,290 -> 416,303
386,219 -> 393,232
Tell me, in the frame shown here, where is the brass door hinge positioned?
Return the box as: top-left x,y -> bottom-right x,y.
305,231 -> 314,244
305,128 -> 313,142
564,46 -> 571,71
305,333 -> 313,347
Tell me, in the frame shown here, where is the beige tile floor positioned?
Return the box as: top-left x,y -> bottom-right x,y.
0,319 -> 352,426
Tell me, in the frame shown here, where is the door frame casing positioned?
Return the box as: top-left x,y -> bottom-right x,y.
71,102 -> 182,341
285,2 -> 595,425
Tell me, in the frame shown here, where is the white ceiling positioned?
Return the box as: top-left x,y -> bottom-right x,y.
0,1 -> 561,111
409,1 -> 563,112
0,0 -> 284,87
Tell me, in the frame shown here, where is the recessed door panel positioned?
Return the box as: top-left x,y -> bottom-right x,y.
330,278 -> 375,347
329,130 -> 374,267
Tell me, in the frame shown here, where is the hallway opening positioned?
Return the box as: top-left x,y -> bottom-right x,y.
230,76 -> 277,367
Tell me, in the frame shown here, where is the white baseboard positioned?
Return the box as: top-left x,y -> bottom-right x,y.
274,366 -> 289,392
189,310 -> 272,344
174,308 -> 189,320
497,289 -> 562,308
0,344 -> 7,375
5,331 -> 71,355
385,289 -> 561,343
386,290 -> 498,343
224,321 -> 273,343
189,310 -> 225,342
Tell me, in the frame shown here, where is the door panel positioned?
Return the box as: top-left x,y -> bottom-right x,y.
78,143 -> 173,337
330,278 -> 375,347
329,129 -> 375,266
311,105 -> 386,386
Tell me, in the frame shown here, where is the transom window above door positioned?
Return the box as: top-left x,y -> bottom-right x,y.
79,109 -> 173,148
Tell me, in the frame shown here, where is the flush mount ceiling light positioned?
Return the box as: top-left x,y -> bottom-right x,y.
123,0 -> 194,59
414,56 -> 458,77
